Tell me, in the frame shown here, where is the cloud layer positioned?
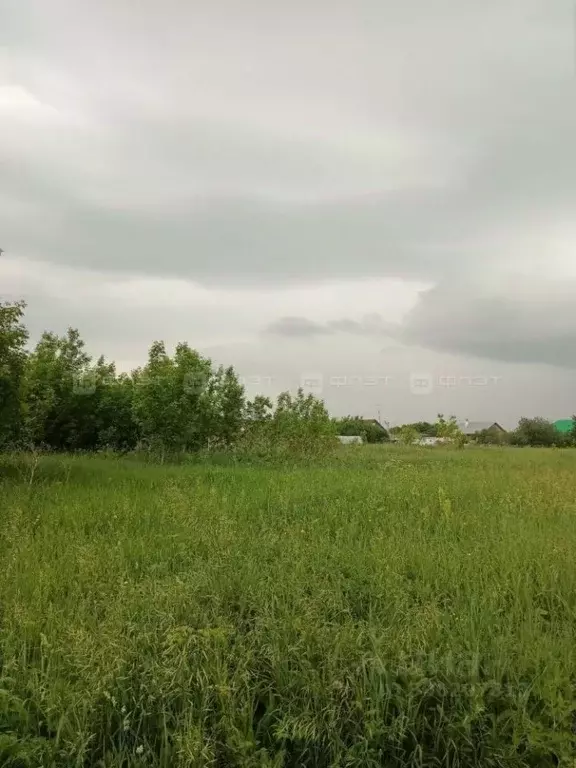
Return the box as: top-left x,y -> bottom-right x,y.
1,0 -> 575,421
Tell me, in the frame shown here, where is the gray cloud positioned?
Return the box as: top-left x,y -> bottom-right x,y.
265,275 -> 576,369
1,0 -> 574,288
266,314 -> 397,339
398,279 -> 576,369
1,0 -> 575,421
265,317 -> 334,338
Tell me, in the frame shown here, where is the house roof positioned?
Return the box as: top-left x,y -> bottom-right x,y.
554,419 -> 574,434
458,421 -> 505,435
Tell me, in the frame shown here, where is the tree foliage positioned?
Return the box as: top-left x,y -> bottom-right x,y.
511,417 -> 560,447
0,305 -> 337,457
0,301 -> 28,446
390,421 -> 437,438
241,389 -> 337,458
2,304 -> 576,457
333,416 -> 389,443
398,425 -> 419,445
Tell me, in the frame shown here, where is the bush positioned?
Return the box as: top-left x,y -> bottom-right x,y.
511,418 -> 559,447
241,390 -> 338,460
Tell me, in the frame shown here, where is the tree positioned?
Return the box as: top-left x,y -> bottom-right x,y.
90,368 -> 140,452
475,428 -> 508,446
398,425 -> 419,445
390,421 -> 436,439
198,365 -> 246,449
433,414 -> 466,448
511,417 -> 558,447
132,341 -> 213,456
0,301 -> 28,446
23,328 -> 92,450
435,414 -> 460,439
412,421 -> 437,437
244,395 -> 273,424
570,416 -> 576,447
242,389 -> 337,458
273,389 -> 336,446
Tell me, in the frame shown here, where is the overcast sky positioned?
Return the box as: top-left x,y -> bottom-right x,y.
1,0 -> 575,426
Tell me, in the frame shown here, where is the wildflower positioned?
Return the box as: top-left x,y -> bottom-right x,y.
121,705 -> 127,715
136,745 -> 144,756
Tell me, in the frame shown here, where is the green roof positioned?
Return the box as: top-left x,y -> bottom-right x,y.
554,419 -> 574,434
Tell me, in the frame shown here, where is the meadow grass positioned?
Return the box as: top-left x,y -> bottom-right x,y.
1,447 -> 575,767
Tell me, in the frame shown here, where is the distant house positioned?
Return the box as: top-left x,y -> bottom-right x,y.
335,418 -> 389,443
360,419 -> 390,443
554,419 -> 574,435
458,420 -> 506,437
337,435 -> 364,445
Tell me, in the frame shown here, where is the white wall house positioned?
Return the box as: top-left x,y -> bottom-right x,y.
337,435 -> 364,445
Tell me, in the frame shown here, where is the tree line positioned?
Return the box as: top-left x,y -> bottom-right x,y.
0,301 -> 336,457
2,301 -> 574,454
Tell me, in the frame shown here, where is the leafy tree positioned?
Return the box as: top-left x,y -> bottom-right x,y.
90,368 -> 140,452
333,415 -> 389,443
570,416 -> 576,447
511,417 -> 558,447
244,394 -> 273,423
273,389 -> 336,444
432,414 -> 466,448
398,425 -> 419,445
132,341 -> 213,456
411,421 -> 437,437
435,414 -> 462,440
390,421 -> 436,439
475,428 -> 508,445
242,389 -> 337,458
23,328 -> 92,450
198,365 -> 246,449
0,301 -> 28,446
2,304 -> 341,459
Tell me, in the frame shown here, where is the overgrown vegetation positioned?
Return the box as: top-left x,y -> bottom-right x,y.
0,302 -> 336,458
2,301 -> 576,765
1,447 -> 576,767
392,415 -> 576,447
1,302 -> 575,453
332,416 -> 389,443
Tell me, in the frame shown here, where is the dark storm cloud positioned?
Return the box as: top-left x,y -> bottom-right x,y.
397,280 -> 576,369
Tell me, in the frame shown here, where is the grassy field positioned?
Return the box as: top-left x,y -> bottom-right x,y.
1,447 -> 576,767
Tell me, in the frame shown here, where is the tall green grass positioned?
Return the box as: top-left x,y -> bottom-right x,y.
1,447 -> 575,766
